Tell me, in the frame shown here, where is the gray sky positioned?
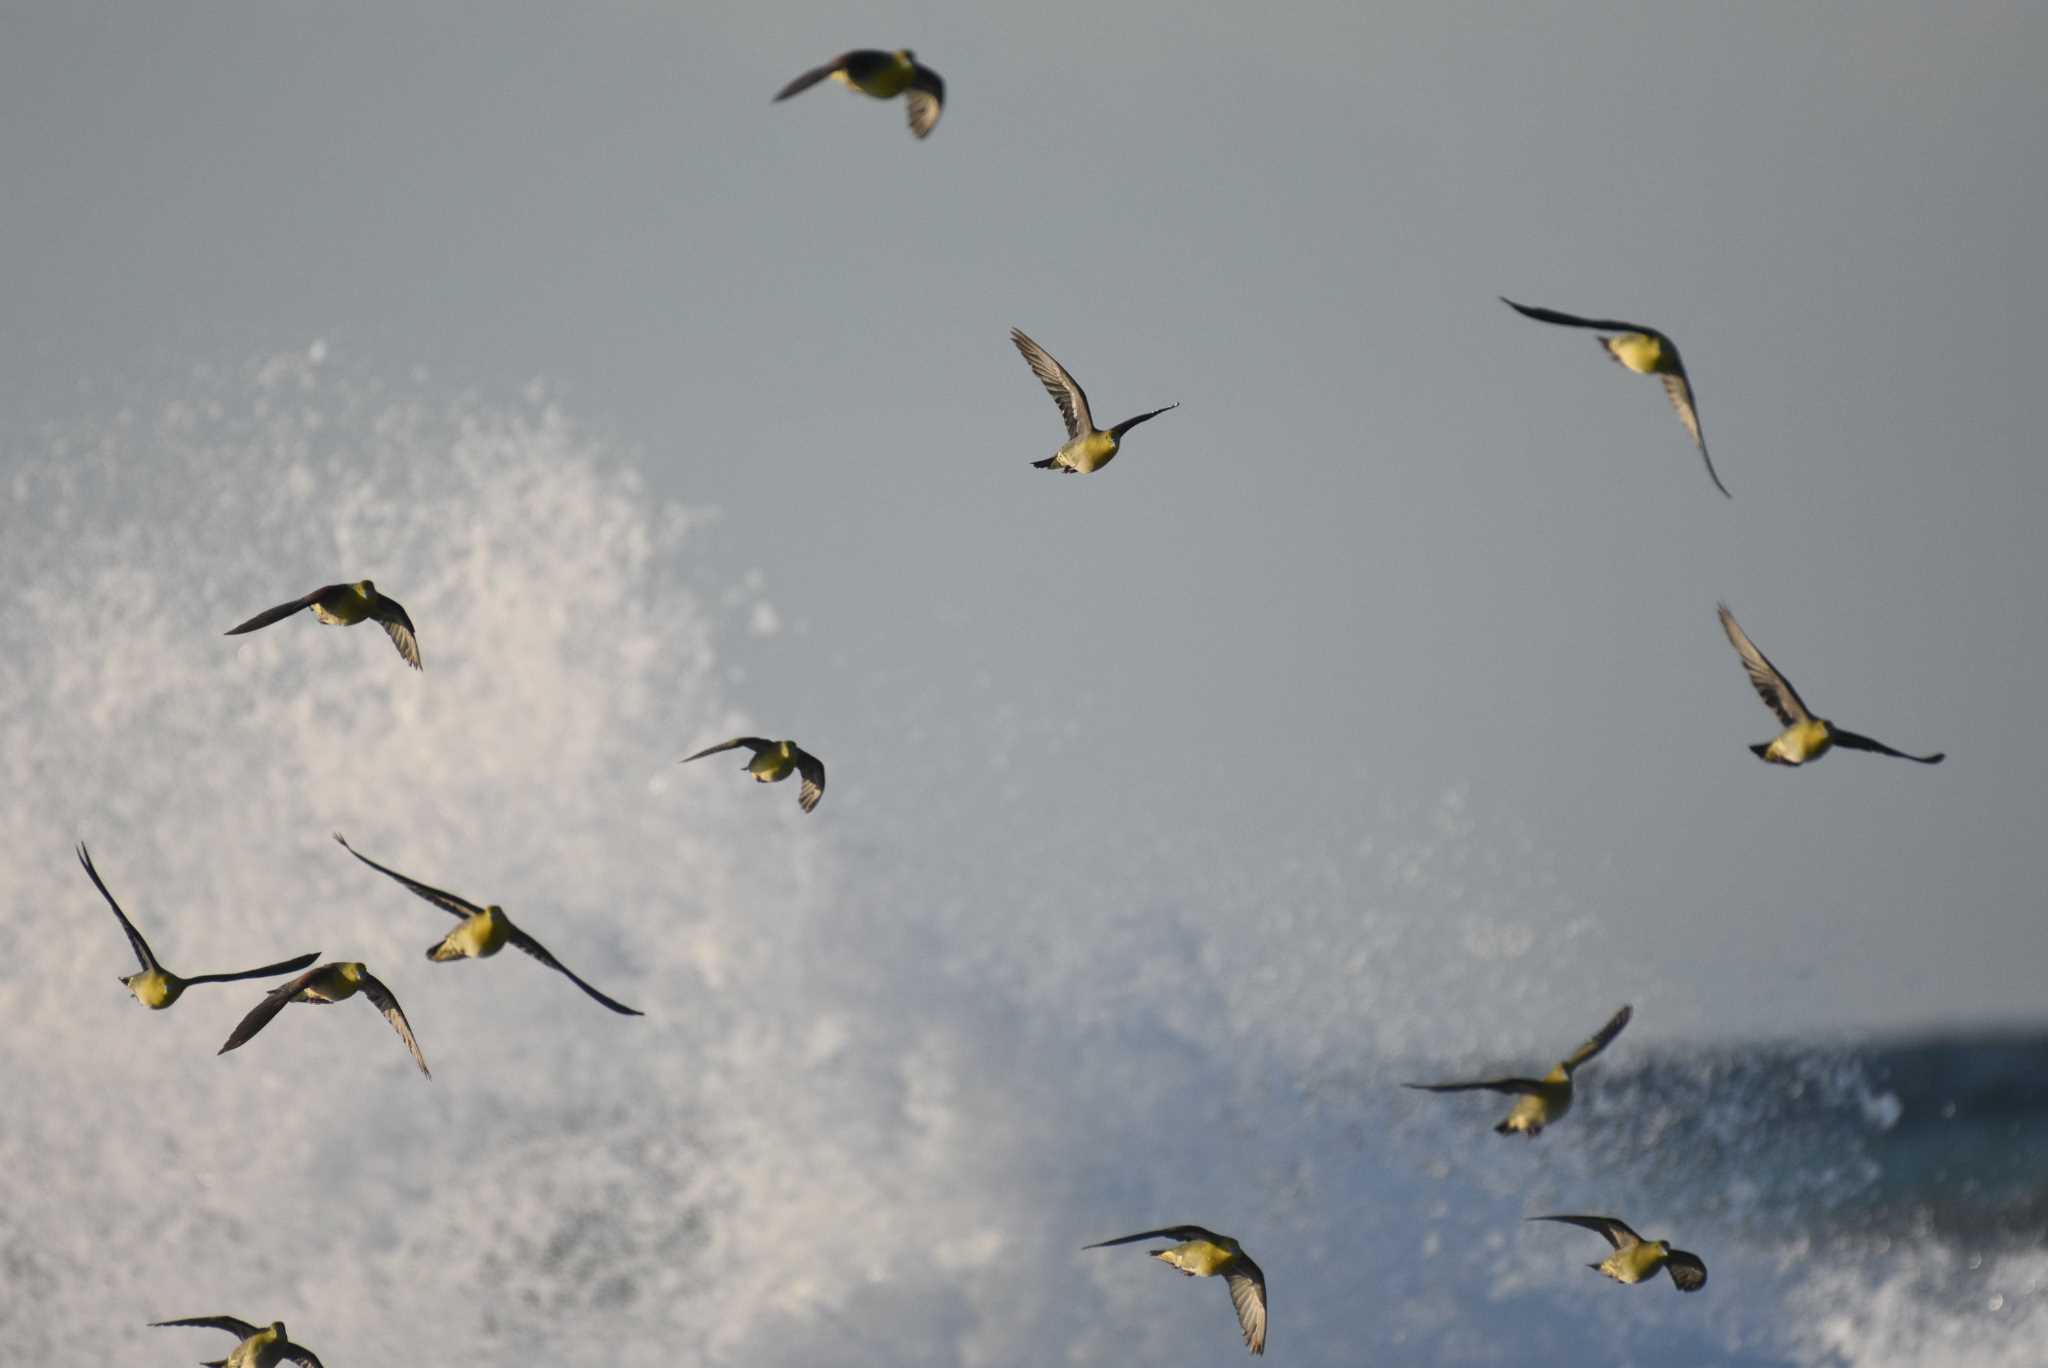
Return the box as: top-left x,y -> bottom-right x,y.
2,4 -> 2045,1362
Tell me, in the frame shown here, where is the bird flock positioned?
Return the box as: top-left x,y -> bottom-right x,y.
74,43 -> 1952,1367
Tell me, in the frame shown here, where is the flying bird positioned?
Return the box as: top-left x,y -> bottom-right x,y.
1499,297 -> 1730,498
218,961 -> 430,1078
774,49 -> 944,138
77,843 -> 317,1010
1405,1004 -> 1632,1137
331,833 -> 642,1016
1718,603 -> 1944,767
680,737 -> 826,813
1085,1225 -> 1267,1356
224,579 -> 420,669
1527,1214 -> 1708,1292
1011,328 -> 1177,474
151,1315 -> 326,1367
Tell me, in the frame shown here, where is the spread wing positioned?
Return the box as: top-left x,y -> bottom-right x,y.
1227,1255 -> 1268,1356
217,968 -> 321,1055
1528,1213 -> 1640,1250
681,737 -> 772,764
1083,1225 -> 1225,1249
1499,297 -> 1655,336
1560,1003 -> 1633,1070
151,1315 -> 263,1338
1718,603 -> 1812,726
793,745 -> 826,813
358,970 -> 431,1078
181,952 -> 322,986
223,587 -> 338,636
1657,367 -> 1730,497
773,54 -> 850,102
506,926 -> 644,1016
904,64 -> 943,138
333,833 -> 484,921
369,600 -> 421,669
1011,328 -> 1093,438
1828,728 -> 1945,765
1403,1077 -> 1548,1096
1664,1248 -> 1708,1291
282,1345 -> 328,1368
77,842 -> 158,974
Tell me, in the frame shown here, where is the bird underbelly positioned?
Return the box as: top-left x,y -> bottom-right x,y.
131,972 -> 177,1009
439,915 -> 507,959
749,756 -> 794,782
1503,1092 -> 1561,1132
1157,1242 -> 1230,1276
1061,434 -> 1118,473
1769,721 -> 1833,764
1604,333 -> 1665,374
311,601 -> 368,626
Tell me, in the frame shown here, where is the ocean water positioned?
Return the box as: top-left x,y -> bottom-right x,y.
0,352 -> 2041,1365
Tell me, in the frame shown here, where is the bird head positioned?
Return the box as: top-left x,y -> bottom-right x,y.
338,962 -> 365,983
897,48 -> 916,61
353,579 -> 377,597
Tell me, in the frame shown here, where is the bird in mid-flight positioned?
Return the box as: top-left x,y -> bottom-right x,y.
1011,328 -> 1177,474
218,961 -> 430,1078
77,843 -> 317,1010
224,579 -> 420,669
151,1315 -> 326,1367
1084,1225 -> 1267,1356
1527,1214 -> 1708,1292
1499,297 -> 1730,498
1718,603 -> 1944,767
680,737 -> 826,813
332,833 -> 642,1015
1405,1003 -> 1632,1137
774,49 -> 944,138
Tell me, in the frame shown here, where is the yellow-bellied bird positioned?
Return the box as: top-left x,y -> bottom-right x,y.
78,843 -> 317,1010
1718,603 -> 1944,767
1405,1004 -> 1632,1137
1500,297 -> 1730,499
774,50 -> 944,139
681,737 -> 826,813
1011,328 -> 1178,474
224,579 -> 420,669
332,833 -> 642,1016
1085,1226 -> 1267,1356
151,1315 -> 326,1367
218,961 -> 430,1078
1527,1214 -> 1708,1292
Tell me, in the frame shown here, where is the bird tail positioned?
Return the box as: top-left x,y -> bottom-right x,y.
427,936 -> 465,962
1493,1119 -> 1513,1135
1031,455 -> 1061,470
1749,742 -> 1792,764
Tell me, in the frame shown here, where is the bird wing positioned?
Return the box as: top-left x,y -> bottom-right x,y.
1402,1077 -> 1549,1096
1227,1255 -> 1268,1356
217,968 -> 322,1055
367,595 -> 422,669
282,1345 -> 328,1368
1083,1225 -> 1225,1249
1528,1214 -> 1640,1250
1656,366 -> 1731,497
181,952 -> 322,987
1718,604 -> 1813,725
77,842 -> 159,973
1827,728 -> 1945,765
793,745 -> 826,813
223,587 -> 338,636
358,970 -> 431,1078
1499,297 -> 1658,335
1011,329 -> 1093,438
1108,403 -> 1179,441
151,1315 -> 263,1337
506,925 -> 644,1016
773,54 -> 849,102
1664,1248 -> 1709,1291
333,833 -> 484,921
681,737 -> 773,764
1560,1003 -> 1633,1070
904,65 -> 943,138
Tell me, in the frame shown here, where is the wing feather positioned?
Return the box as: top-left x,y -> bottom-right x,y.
1718,604 -> 1812,725
151,1315 -> 263,1337
904,66 -> 943,138
1082,1225 -> 1225,1249
1665,1248 -> 1709,1291
1560,1003 -> 1633,1070
223,588 -> 337,636
1528,1213 -> 1640,1250
1227,1257 -> 1268,1356
1403,1077 -> 1547,1096
773,58 -> 846,102
507,926 -> 643,1016
1499,297 -> 1655,335
217,968 -> 321,1055
793,745 -> 826,813
77,842 -> 158,973
681,737 -> 772,764
359,970 -> 430,1078
333,833 -> 484,921
1828,728 -> 1944,764
1011,329 -> 1092,438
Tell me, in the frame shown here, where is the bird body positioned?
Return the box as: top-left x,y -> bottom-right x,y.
1011,328 -> 1177,474
1405,1004 -> 1632,1137
78,843 -> 318,1010
775,49 -> 944,138
1085,1225 -> 1267,1355
331,834 -> 642,1014
1528,1214 -> 1708,1292
152,1316 -> 325,1368
224,579 -> 420,669
218,960 -> 431,1077
681,737 -> 826,812
1718,604 -> 1944,767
